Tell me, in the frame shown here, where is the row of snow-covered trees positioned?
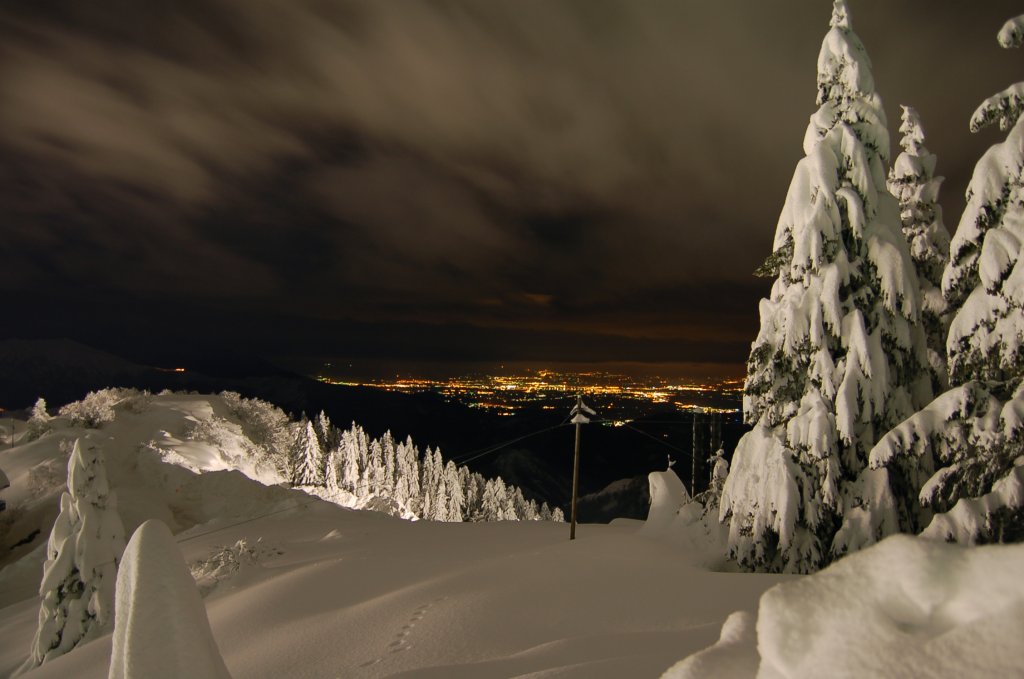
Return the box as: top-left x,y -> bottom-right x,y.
719,1 -> 1024,572
218,392 -> 561,523
287,410 -> 562,523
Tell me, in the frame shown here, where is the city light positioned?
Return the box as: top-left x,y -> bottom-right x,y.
315,368 -> 741,416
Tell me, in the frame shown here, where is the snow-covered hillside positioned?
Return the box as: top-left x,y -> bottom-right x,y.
2,390 -> 1022,678
0,391 -> 786,677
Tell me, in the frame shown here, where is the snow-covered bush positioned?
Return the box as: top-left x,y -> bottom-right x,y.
18,439 -> 126,673
190,538 -> 283,596
220,391 -> 292,474
58,390 -> 119,428
119,389 -> 153,414
720,0 -> 931,573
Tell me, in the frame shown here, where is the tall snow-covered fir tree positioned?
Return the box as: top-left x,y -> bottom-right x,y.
870,14 -> 1024,544
20,440 -> 126,673
290,419 -> 323,487
719,0 -> 932,573
888,105 -> 952,392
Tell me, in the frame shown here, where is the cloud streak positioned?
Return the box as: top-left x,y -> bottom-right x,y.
1,0 -> 1021,372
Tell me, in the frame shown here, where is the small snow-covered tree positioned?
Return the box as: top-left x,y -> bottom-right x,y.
698,448 -> 729,518
26,397 -> 52,441
870,15 -> 1024,544
290,420 -> 323,487
20,439 -> 126,673
888,105 -> 952,392
720,0 -> 931,573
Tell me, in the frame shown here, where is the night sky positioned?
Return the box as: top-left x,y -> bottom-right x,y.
2,1 -> 1020,379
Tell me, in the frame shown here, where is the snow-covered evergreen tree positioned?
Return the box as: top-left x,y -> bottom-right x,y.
463,471 -> 487,521
381,431 -> 397,496
720,0 -> 932,573
313,411 -> 339,455
340,425 -> 362,493
26,397 -> 52,441
367,439 -> 385,496
395,436 -> 420,512
20,440 -> 126,672
323,448 -> 339,493
290,420 -> 323,487
888,105 -> 952,392
870,14 -> 1024,544
443,460 -> 465,521
480,479 -> 502,521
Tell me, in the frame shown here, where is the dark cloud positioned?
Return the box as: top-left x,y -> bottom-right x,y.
1,1 -> 1021,375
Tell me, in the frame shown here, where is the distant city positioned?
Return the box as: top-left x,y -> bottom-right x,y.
316,367 -> 742,421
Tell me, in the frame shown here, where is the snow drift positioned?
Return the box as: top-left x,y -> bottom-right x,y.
664,534 -> 1024,679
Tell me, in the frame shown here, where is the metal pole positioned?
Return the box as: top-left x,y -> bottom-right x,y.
691,412 -> 698,497
570,415 -> 581,540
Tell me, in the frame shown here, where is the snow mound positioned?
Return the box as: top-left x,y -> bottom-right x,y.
110,520 -> 232,679
667,534 -> 1024,679
640,470 -> 690,536
640,470 -> 729,569
661,611 -> 758,679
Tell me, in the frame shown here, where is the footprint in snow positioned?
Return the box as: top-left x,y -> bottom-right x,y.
357,597 -> 447,667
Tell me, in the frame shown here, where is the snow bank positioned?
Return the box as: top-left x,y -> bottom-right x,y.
666,535 -> 1024,679
109,520 -> 232,679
